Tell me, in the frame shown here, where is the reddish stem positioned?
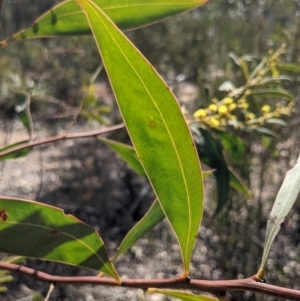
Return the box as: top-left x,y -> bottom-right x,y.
0,123 -> 125,158
0,262 -> 299,300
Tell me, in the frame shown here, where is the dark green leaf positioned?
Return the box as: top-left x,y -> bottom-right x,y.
216,131 -> 245,163
0,197 -> 120,281
193,127 -> 229,214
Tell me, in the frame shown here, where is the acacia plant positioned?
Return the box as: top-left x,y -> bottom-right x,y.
0,1 -> 300,300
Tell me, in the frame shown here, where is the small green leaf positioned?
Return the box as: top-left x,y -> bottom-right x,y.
77,0 -> 204,275
0,197 -> 120,281
249,88 -> 294,101
98,137 -> 146,177
147,288 -> 218,301
265,118 -> 287,126
15,91 -> 33,140
278,63 -> 300,73
1,0 -> 208,45
259,154 -> 300,273
0,140 -> 31,161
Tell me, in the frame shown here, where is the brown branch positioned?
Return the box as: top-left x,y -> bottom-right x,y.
0,123 -> 125,158
0,262 -> 299,300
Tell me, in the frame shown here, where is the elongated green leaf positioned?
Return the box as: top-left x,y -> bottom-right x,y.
193,127 -> 229,214
113,199 -> 163,261
78,0 -> 204,274
0,197 -> 120,281
229,169 -> 252,200
0,140 -> 31,161
259,154 -> 300,274
147,288 -> 218,301
1,0 -> 208,46
114,168 -> 214,262
278,63 -> 300,73
98,137 -> 147,177
249,88 -> 294,101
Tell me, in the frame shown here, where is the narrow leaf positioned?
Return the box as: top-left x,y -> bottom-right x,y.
193,127 -> 229,214
0,197 -> 120,281
278,63 -> 300,73
147,288 -> 218,301
78,0 -> 204,274
113,199 -> 163,261
265,118 -> 287,126
259,75 -> 292,85
98,137 -> 146,177
1,0 -> 208,46
0,140 -> 31,161
229,169 -> 252,200
114,168 -> 214,262
259,154 -> 300,272
249,88 -> 294,101
256,127 -> 277,138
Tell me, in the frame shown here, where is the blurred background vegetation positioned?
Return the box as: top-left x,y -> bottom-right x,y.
1,0 -> 300,300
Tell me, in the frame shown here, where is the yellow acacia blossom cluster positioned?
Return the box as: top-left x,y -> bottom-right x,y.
192,96 -> 294,129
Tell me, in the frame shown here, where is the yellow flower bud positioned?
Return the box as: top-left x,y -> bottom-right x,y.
261,105 -> 271,113
209,117 -> 220,127
224,97 -> 233,105
218,105 -> 228,115
193,109 -> 206,118
246,113 -> 255,120
229,103 -> 237,111
209,104 -> 218,112
238,101 -> 249,109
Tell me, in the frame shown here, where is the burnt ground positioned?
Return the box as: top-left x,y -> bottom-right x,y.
0,83 -> 300,301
